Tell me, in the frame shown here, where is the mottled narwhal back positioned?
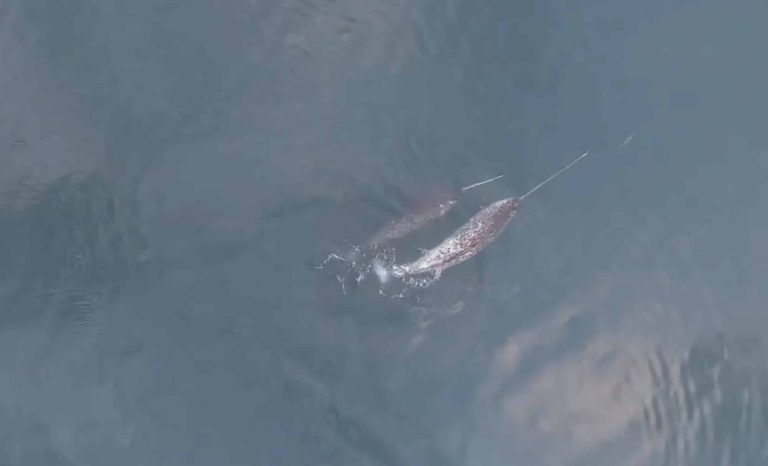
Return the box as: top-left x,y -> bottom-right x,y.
440,196 -> 519,264
391,196 -> 520,279
451,196 -> 519,249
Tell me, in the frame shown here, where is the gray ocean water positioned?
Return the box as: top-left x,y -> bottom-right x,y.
2,0 -> 767,465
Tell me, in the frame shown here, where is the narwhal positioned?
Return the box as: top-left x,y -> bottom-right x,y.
316,174 -> 503,284
390,151 -> 590,280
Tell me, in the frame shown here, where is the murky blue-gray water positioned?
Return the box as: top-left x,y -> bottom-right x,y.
2,0 -> 768,464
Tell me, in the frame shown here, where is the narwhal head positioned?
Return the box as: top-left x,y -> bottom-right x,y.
487,197 -> 519,232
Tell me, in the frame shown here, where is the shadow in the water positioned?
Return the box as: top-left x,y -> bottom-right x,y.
0,172 -> 149,352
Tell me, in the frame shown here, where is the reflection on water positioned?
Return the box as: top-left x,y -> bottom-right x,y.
645,334 -> 768,466
470,284 -> 768,466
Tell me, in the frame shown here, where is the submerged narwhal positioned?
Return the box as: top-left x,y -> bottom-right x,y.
364,196 -> 457,249
364,174 -> 504,249
390,151 -> 590,280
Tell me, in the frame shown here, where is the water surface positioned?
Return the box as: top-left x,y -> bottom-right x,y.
1,0 -> 767,464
